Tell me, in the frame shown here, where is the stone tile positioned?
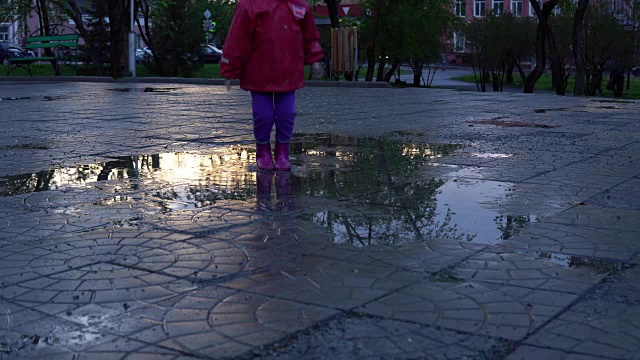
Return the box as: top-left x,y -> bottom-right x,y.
253,315 -> 515,360
0,230 -> 245,308
543,205 -> 640,233
505,222 -> 639,261
451,249 -> 608,293
220,256 -> 423,310
160,288 -> 337,357
523,264 -> 640,360
357,278 -> 580,341
507,345 -> 605,360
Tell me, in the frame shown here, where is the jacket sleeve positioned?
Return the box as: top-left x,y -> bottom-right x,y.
301,7 -> 323,65
220,0 -> 253,79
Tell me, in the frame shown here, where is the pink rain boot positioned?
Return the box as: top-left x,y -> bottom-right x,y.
256,143 -> 274,171
274,142 -> 291,171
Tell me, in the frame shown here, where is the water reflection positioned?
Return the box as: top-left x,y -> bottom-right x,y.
537,252 -> 622,271
0,134 -> 532,245
107,87 -> 179,93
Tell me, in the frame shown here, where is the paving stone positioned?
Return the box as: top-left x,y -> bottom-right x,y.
0,230 -> 245,310
220,256 -> 423,310
252,315 -> 515,360
505,222 -> 639,261
450,249 -> 608,293
2,82 -> 640,359
357,278 -> 581,341
523,265 -> 640,359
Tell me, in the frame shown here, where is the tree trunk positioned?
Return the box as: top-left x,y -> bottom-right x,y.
540,0 -> 564,95
524,0 -> 557,93
324,0 -> 340,28
481,69 -> 489,92
108,0 -> 128,78
36,0 -> 58,75
506,60 -> 515,84
365,46 -> 376,81
376,48 -> 387,81
383,59 -> 399,82
412,61 -> 424,86
523,21 -> 546,93
491,70 -> 500,91
573,0 -> 590,96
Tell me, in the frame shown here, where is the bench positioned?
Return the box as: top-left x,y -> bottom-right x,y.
7,34 -> 80,76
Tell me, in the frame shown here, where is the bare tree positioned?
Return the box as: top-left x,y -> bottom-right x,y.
523,0 -> 558,93
572,0 -> 590,96
107,0 -> 128,78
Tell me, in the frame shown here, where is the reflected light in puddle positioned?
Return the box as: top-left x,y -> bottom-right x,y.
435,168 -> 531,244
471,153 -> 513,158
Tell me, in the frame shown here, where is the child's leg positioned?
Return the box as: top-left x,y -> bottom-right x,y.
251,92 -> 276,170
251,92 -> 276,144
273,91 -> 296,171
274,91 -> 296,143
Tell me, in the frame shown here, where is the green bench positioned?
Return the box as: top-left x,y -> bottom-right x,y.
7,34 -> 79,76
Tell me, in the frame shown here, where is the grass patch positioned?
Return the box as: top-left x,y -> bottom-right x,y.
1,63 -> 399,81
452,73 -> 640,99
0,63 -> 221,78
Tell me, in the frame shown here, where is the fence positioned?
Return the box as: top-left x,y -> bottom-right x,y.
330,28 -> 358,79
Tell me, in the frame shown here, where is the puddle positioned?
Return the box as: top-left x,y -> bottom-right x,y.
534,108 -> 567,113
0,142 -> 51,150
0,134 -> 534,246
591,99 -> 634,104
471,153 -> 513,159
0,96 -> 31,101
0,96 -> 66,101
468,120 -> 558,128
536,252 -> 623,271
0,335 -> 57,355
107,87 -> 179,93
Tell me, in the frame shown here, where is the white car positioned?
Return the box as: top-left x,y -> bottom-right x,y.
135,47 -> 152,63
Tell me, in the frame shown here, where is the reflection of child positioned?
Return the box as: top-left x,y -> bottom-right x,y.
221,0 -> 323,171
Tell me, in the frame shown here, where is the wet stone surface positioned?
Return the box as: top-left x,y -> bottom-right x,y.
1,82 -> 639,359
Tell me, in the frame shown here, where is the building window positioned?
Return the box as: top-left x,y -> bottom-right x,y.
0,26 -> 8,41
455,0 -> 466,17
493,0 -> 504,14
454,32 -> 466,52
511,0 -> 523,15
475,0 -> 486,16
529,0 -> 540,16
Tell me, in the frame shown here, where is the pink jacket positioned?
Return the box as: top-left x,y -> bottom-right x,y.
220,0 -> 323,92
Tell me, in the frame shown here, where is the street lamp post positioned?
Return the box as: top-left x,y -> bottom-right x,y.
129,0 -> 136,77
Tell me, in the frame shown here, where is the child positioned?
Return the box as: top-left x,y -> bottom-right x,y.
220,0 -> 324,171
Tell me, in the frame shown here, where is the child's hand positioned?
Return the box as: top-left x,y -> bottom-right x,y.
224,79 -> 231,91
311,62 -> 323,78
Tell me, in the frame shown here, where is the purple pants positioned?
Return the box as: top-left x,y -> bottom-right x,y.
251,91 -> 296,144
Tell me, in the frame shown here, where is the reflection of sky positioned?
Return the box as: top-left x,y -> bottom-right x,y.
2,138 -> 534,247
435,177 -> 511,244
136,151 -> 250,182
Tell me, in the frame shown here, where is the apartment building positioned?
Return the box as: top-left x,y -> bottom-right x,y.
0,19 -> 19,42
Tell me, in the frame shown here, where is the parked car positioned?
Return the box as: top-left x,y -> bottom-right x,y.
136,47 -> 152,63
632,66 -> 640,77
0,41 -> 35,65
201,44 -> 222,64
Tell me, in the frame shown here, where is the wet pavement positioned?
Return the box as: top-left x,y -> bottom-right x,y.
0,81 -> 639,359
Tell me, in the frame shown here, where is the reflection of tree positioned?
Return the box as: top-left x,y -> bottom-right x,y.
494,215 -> 532,240
294,135 -> 472,246
0,170 -> 56,196
98,157 -> 136,181
0,166 -> 106,196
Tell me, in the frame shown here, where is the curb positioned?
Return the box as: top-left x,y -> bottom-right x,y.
0,76 -> 392,88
